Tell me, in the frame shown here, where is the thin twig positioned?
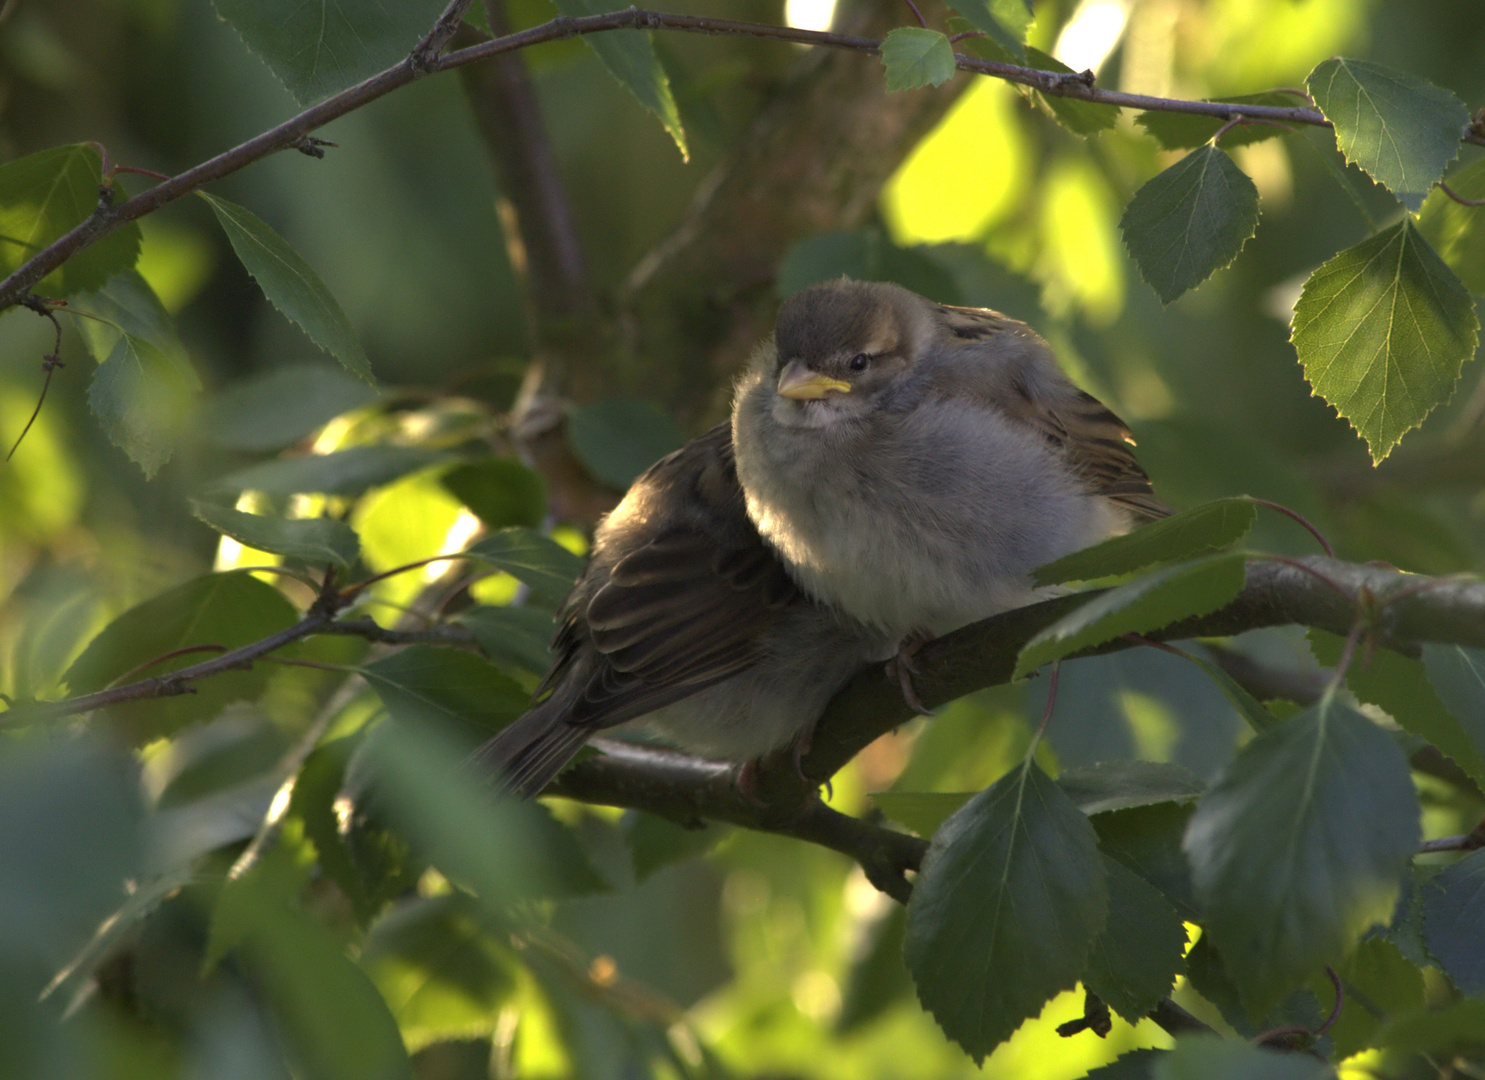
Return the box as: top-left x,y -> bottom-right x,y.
6,296 -> 65,461
1247,497 -> 1334,556
6,8 -> 1483,313
901,0 -> 927,29
1316,965 -> 1344,1037
1439,180 -> 1485,207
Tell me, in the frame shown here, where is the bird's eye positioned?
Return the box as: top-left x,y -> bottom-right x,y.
848,353 -> 870,372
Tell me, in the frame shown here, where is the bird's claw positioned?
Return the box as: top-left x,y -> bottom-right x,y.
886,631 -> 937,715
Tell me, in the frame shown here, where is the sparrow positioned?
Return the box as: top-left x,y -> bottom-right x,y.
475,278 -> 1162,796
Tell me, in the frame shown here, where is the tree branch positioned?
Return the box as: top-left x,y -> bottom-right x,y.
6,6 -> 1478,315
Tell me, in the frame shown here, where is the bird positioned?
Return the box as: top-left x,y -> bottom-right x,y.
474,278 -> 1163,797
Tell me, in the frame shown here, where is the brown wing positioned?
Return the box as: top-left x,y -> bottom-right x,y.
935,303 -> 1169,521
540,423 -> 804,730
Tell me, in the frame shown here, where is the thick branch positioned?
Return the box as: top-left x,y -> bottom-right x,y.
9,7 -> 1476,315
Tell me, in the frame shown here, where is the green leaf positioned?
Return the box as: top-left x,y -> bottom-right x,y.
1083,855 -> 1188,1023
361,645 -> 529,743
1095,802 -> 1199,921
360,894 -> 519,1051
1056,760 -> 1205,816
1422,848 -> 1485,996
209,446 -> 448,498
837,906 -> 912,1035
205,364 -> 379,453
0,144 -> 141,295
948,0 -> 1033,60
1120,145 -> 1260,304
459,605 -> 557,676
199,192 -> 373,383
1421,644 -> 1485,780
1418,158 -> 1485,294
1014,553 -> 1248,679
440,459 -> 546,530
1290,218 -> 1479,462
1085,1050 -> 1164,1080
880,28 -> 956,92
1170,647 -> 1279,734
949,27 -> 1116,136
622,810 -> 729,883
1150,1035 -> 1333,1080
1135,93 -> 1301,150
63,572 -> 298,743
1183,934 -> 1325,1038
210,846 -> 414,1080
466,528 -> 583,608
1184,698 -> 1421,1015
550,0 -> 687,159
776,228 -> 962,302
192,500 -> 360,568
1309,632 -> 1485,787
565,398 -> 685,490
904,762 -> 1107,1061
213,0 -> 447,104
870,791 -> 973,837
1309,937 -> 1424,1060
1306,57 -> 1469,211
1374,999 -> 1485,1056
72,270 -> 201,477
1034,498 -> 1256,586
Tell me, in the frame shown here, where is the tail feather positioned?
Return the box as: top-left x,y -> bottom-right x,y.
470,698 -> 593,798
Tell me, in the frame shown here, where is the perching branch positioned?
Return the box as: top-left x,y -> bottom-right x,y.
4,6 -> 1481,316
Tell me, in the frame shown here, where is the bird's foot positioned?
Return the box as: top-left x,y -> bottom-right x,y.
735,759 -> 768,807
886,630 -> 938,716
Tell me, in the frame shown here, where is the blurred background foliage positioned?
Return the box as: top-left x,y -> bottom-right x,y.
0,0 -> 1482,1077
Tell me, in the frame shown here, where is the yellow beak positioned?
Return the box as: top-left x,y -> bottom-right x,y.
776,360 -> 850,401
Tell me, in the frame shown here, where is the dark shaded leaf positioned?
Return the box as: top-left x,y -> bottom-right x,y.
192,500 -> 360,567
361,646 -> 528,744
213,0 -> 446,104
1421,848 -> 1485,996
1183,935 -> 1325,1039
206,365 -> 379,453
1374,999 -> 1485,1056
440,459 -> 546,529
1421,644 -> 1485,780
466,528 -> 583,607
1309,936 -> 1424,1060
905,762 -> 1107,1061
1095,802 -> 1199,921
1035,498 -> 1255,586
565,398 -> 684,491
460,604 -> 557,676
622,811 -> 729,883
1014,553 -> 1248,678
880,28 -> 956,91
200,192 -> 373,382
1307,57 -> 1469,210
1151,1035 -> 1332,1080
1120,146 -> 1260,304
550,0 -> 687,158
1184,699 -> 1420,1014
0,144 -> 140,295
1083,855 -> 1188,1022
1135,93 -> 1302,150
209,446 -> 448,498
1292,218 -> 1478,463
1085,1050 -> 1163,1079
63,572 -> 298,743
1057,761 -> 1205,816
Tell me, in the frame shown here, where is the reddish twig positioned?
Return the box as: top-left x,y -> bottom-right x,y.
106,644 -> 229,689
1439,180 -> 1485,207
1316,965 -> 1344,1037
901,0 -> 927,28
6,296 -> 66,461
1247,498 -> 1334,556
338,552 -> 484,599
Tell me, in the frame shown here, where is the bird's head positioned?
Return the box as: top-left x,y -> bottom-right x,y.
767,279 -> 935,425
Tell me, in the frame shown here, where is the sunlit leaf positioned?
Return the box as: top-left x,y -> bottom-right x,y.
1034,498 -> 1256,585
0,144 -> 141,296
63,572 -> 298,743
880,28 -> 956,92
1121,146 -> 1260,303
1184,698 -> 1420,1014
1291,218 -> 1478,462
1421,848 -> 1485,996
209,446 -> 448,498
905,762 -> 1106,1061
1151,1035 -> 1332,1080
1307,57 -> 1469,211
949,0 -> 1033,60
1310,631 -> 1485,786
466,528 -> 583,607
1083,855 -> 1187,1023
565,398 -> 685,491
205,364 -> 379,453
213,0 -> 447,104
1418,158 -> 1485,294
551,0 -> 687,159
1135,93 -> 1300,150
361,894 -> 519,1051
199,192 -> 374,382
192,500 -> 360,568
1014,554 -> 1248,678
